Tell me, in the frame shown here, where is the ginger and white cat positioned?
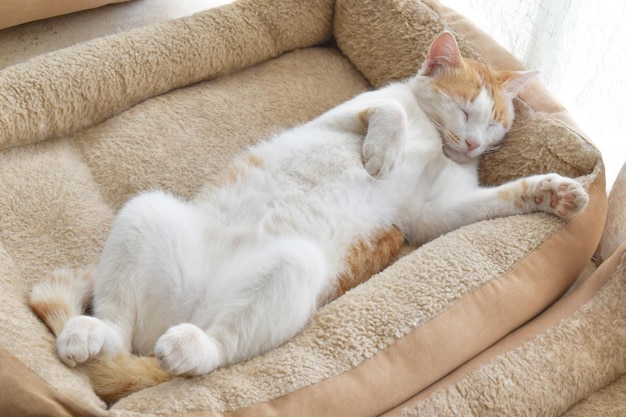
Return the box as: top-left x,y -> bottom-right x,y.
30,32 -> 588,402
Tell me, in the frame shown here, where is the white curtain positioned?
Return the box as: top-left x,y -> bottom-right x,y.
444,0 -> 626,189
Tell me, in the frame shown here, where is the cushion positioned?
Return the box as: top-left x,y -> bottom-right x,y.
557,161 -> 626,417
562,374 -> 626,417
0,0 -> 132,30
0,0 -> 609,416
397,241 -> 626,416
596,161 -> 626,263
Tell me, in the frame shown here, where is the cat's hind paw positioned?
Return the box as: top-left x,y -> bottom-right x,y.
534,174 -> 589,218
155,323 -> 222,376
57,316 -> 109,367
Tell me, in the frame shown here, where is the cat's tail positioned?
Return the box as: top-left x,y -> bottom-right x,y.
83,354 -> 173,403
29,266 -> 173,404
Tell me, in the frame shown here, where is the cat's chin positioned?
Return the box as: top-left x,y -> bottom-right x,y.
442,145 -> 475,164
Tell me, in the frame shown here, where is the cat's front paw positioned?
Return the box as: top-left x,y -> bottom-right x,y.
155,323 -> 222,376
363,141 -> 399,178
533,174 -> 589,218
57,316 -> 108,367
361,102 -> 406,178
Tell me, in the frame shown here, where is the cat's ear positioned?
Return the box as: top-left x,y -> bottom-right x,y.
497,70 -> 540,96
420,31 -> 464,77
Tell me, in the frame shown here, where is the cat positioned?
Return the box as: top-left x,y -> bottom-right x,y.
30,31 -> 588,403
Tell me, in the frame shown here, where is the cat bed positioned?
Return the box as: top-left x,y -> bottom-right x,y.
0,0 -> 618,416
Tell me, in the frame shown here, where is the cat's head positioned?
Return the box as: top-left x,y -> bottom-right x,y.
414,31 -> 538,163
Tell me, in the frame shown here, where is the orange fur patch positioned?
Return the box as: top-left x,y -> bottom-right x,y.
28,298 -> 72,336
432,59 -> 513,128
497,179 -> 529,211
85,354 -> 173,404
358,108 -> 373,127
327,226 -> 405,303
245,153 -> 262,168
29,266 -> 95,335
215,152 -> 263,186
431,63 -> 482,103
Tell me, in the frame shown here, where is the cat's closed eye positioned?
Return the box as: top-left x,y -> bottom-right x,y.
458,105 -> 469,121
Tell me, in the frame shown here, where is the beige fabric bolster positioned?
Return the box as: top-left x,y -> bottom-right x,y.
0,0 -> 334,152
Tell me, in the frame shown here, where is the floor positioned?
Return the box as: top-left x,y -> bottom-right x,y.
0,0 -> 621,191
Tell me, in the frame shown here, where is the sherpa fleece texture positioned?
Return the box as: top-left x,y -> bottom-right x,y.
397,241 -> 626,417
0,0 -> 616,416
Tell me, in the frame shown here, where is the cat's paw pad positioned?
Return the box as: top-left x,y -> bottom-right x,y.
535,174 -> 589,218
57,316 -> 107,367
155,323 -> 221,376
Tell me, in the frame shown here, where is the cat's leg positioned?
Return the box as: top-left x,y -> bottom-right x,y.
152,323 -> 221,376
360,102 -> 408,177
28,265 -> 125,367
401,173 -> 589,245
314,98 -> 408,177
432,173 -> 588,225
58,190 -> 195,366
153,237 -> 327,375
57,316 -> 127,367
216,238 -> 328,362
488,173 -> 589,219
57,245 -> 138,366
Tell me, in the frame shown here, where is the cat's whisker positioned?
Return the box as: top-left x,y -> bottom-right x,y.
427,116 -> 461,145
445,130 -> 461,144
427,116 -> 444,131
483,143 -> 503,155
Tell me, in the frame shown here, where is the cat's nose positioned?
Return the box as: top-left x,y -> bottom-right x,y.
465,138 -> 479,151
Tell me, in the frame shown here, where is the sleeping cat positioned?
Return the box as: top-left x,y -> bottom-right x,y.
30,31 -> 588,402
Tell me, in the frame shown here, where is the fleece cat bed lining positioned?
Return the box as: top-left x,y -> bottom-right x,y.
0,0 -> 617,416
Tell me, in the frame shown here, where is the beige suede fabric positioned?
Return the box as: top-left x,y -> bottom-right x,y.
0,0 -> 616,416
